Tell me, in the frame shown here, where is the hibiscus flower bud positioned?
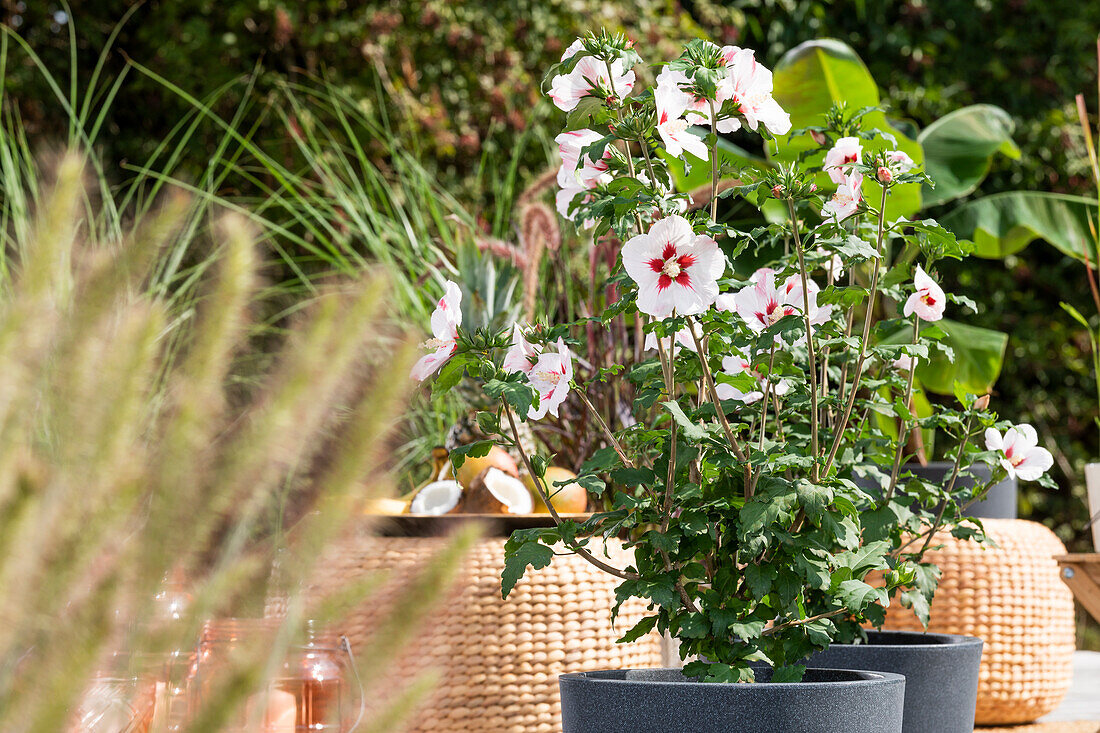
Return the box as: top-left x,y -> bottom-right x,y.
877,166 -> 893,184
810,130 -> 827,146
973,394 -> 991,410
808,183 -> 818,193
771,184 -> 785,198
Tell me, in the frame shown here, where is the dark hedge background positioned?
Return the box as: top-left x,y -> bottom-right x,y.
5,1 -> 1100,555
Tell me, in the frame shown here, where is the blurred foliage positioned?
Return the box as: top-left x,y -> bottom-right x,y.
2,0 -> 704,192
4,1 -> 1099,557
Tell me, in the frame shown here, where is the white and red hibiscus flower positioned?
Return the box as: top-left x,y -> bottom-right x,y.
715,350 -> 791,405
526,339 -> 574,420
502,327 -> 574,420
885,150 -> 915,174
823,137 -> 864,187
654,81 -> 709,160
410,280 -> 462,381
548,43 -> 636,112
821,181 -> 862,223
503,323 -> 539,375
825,253 -> 845,281
892,354 -> 917,372
652,45 -> 790,138
555,129 -> 612,189
643,322 -> 702,354
654,65 -> 740,135
984,424 -> 1053,481
554,128 -> 613,226
721,47 -> 791,136
621,215 -> 726,319
903,265 -> 946,322
731,268 -> 832,334
877,150 -> 916,184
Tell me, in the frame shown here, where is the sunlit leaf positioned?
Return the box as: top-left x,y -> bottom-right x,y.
917,104 -> 1020,207
941,191 -> 1099,260
769,39 -> 924,219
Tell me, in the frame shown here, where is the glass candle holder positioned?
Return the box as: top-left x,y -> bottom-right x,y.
274,622 -> 355,731
186,619 -> 358,732
71,655 -> 157,733
187,618 -> 281,730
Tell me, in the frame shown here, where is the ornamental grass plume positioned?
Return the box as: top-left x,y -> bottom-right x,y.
0,151 -> 475,731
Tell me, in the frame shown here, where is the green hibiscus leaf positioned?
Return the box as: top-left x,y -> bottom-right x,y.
501,541 -> 554,599
617,614 -> 660,643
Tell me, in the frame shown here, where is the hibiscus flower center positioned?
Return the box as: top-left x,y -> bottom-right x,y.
534,369 -> 563,386
741,90 -> 768,112
648,245 -> 696,290
921,292 -> 937,306
1003,446 -> 1026,467
665,118 -> 689,135
757,300 -> 787,326
421,337 -> 450,351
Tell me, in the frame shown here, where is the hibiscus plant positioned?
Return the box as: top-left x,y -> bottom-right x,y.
413,32 -> 1055,682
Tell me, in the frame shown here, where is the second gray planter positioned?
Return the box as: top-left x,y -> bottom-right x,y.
805,630 -> 983,733
853,462 -> 1017,519
905,461 -> 1016,519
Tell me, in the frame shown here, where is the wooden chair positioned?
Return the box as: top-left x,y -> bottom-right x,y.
1056,554 -> 1100,624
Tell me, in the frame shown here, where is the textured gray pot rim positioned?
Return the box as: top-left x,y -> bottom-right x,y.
834,630 -> 983,651
560,667 -> 905,690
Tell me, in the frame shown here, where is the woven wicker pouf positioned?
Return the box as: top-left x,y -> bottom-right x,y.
308,523 -> 662,733
885,518 -> 1075,725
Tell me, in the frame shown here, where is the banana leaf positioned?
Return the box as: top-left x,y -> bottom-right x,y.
768,39 -> 924,220
940,191 -> 1099,260
917,104 -> 1020,207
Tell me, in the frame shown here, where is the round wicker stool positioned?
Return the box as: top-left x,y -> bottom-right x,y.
885,518 -> 1075,725
308,523 -> 662,733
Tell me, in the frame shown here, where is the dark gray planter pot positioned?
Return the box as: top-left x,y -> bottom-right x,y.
854,461 -> 1017,519
906,461 -> 1016,519
558,666 -> 905,733
805,631 -> 983,733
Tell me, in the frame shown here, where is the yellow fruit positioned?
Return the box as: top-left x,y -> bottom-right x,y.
362,497 -> 411,515
455,446 -> 518,488
523,467 -> 588,514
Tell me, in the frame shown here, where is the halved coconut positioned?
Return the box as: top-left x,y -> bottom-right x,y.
460,467 -> 534,514
408,480 -> 463,515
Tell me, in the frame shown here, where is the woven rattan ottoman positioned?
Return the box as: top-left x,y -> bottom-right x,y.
885,518 -> 1076,725
309,520 -> 663,733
